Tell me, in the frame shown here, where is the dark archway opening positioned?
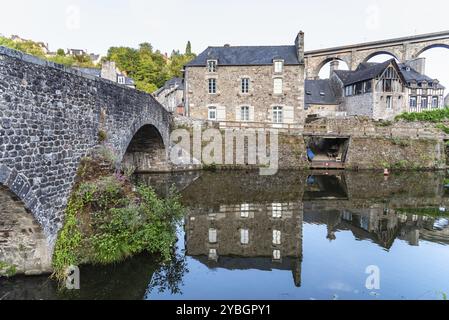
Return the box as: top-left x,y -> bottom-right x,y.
123,124 -> 168,173
305,136 -> 350,169
0,185 -> 51,276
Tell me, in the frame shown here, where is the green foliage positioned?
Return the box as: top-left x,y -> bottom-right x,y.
53,155 -> 184,281
186,41 -> 192,55
376,120 -> 393,127
0,35 -> 95,68
98,130 -> 108,143
0,36 -> 46,58
105,41 -> 196,93
0,261 -> 17,277
392,138 -> 411,147
203,163 -> 218,172
395,108 -> 449,123
52,197 -> 83,280
436,124 -> 449,134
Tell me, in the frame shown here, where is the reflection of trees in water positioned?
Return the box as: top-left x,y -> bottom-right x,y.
146,245 -> 189,296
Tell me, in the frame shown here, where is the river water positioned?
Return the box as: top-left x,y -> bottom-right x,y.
1,170 -> 449,300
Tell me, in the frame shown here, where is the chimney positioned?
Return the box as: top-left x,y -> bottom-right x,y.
329,59 -> 340,77
295,31 -> 305,64
405,57 -> 426,75
101,61 -> 117,82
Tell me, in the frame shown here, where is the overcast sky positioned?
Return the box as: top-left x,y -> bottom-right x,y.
1,0 -> 448,89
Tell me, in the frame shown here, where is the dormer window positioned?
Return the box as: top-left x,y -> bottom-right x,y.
207,60 -> 217,73
274,60 -> 284,73
117,76 -> 125,84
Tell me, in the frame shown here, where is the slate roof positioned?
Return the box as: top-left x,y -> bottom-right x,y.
334,59 -> 396,86
305,79 -> 339,105
334,59 -> 445,89
399,64 -> 445,89
186,45 -> 300,67
154,77 -> 184,96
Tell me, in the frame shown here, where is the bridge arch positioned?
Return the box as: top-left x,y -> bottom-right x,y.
0,166 -> 52,275
308,56 -> 352,79
362,50 -> 400,63
414,43 -> 449,58
121,122 -> 169,173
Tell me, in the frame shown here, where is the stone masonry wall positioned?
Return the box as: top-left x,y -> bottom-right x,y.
186,64 -> 305,124
0,46 -> 171,256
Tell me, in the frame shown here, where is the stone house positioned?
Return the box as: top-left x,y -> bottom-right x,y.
305,59 -> 446,120
184,32 -> 305,128
74,61 -> 135,89
154,77 -> 185,114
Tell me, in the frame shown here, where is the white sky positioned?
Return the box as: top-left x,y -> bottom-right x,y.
1,0 -> 448,90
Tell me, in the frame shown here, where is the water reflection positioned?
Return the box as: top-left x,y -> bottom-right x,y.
146,170 -> 449,299
2,170 -> 449,300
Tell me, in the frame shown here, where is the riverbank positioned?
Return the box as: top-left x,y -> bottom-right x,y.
51,147 -> 184,281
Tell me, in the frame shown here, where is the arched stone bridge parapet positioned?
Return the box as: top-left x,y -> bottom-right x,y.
0,46 -> 172,263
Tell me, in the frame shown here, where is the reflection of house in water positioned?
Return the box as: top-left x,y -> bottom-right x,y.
185,202 -> 303,287
303,173 -> 449,248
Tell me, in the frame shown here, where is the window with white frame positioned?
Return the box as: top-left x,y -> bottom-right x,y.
272,203 -> 282,218
273,250 -> 281,260
208,78 -> 217,94
209,228 -> 217,243
273,230 -> 281,245
208,106 -> 217,120
410,96 -> 417,109
421,97 -> 428,109
386,96 -> 392,109
207,60 -> 217,73
240,229 -> 249,245
240,203 -> 250,218
272,106 -> 283,123
273,78 -> 283,94
274,60 -> 284,73
241,78 -> 250,93
432,96 -> 439,108
240,106 -> 250,122
118,76 -> 125,84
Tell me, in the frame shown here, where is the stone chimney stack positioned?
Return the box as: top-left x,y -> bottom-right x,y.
405,57 -> 426,75
295,31 -> 305,64
329,59 -> 340,77
101,61 -> 117,82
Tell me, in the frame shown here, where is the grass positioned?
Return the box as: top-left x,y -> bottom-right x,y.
395,108 -> 449,123
52,152 -> 184,281
0,261 -> 17,277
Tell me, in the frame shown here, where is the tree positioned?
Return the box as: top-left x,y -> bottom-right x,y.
185,41 -> 192,55
57,48 -> 66,56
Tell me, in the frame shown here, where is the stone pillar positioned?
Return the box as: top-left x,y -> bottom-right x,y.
329,60 -> 340,77
405,58 -> 426,75
101,61 -> 118,82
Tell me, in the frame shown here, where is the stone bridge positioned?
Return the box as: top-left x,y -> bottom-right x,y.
0,46 -> 172,275
305,30 -> 449,79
